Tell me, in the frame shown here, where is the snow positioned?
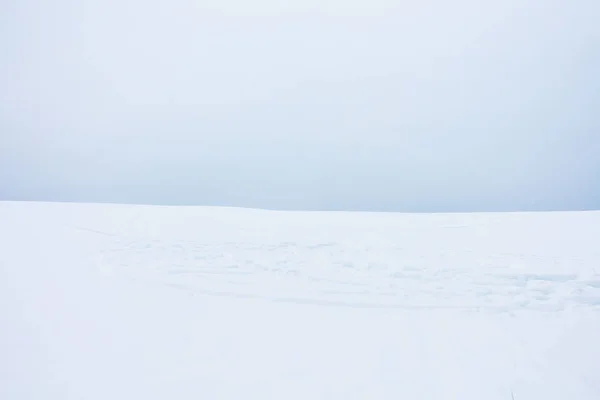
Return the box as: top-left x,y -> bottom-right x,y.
1,201 -> 599,399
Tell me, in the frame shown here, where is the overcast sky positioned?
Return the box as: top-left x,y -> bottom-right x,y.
1,0 -> 599,212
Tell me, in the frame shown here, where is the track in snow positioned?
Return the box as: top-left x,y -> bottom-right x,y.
89,209 -> 600,312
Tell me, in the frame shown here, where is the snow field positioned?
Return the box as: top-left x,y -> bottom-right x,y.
1,201 -> 599,399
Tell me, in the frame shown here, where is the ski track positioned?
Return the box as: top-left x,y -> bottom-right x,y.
86,211 -> 600,313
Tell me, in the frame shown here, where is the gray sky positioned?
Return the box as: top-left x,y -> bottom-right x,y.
1,0 -> 599,212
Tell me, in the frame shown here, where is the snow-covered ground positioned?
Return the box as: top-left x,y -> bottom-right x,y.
1,201 -> 599,399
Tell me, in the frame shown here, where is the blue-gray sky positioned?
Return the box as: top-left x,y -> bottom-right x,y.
1,0 -> 599,212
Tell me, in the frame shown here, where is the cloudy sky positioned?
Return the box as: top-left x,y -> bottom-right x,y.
1,0 -> 599,212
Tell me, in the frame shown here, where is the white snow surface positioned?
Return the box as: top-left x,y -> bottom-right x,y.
1,201 -> 600,399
